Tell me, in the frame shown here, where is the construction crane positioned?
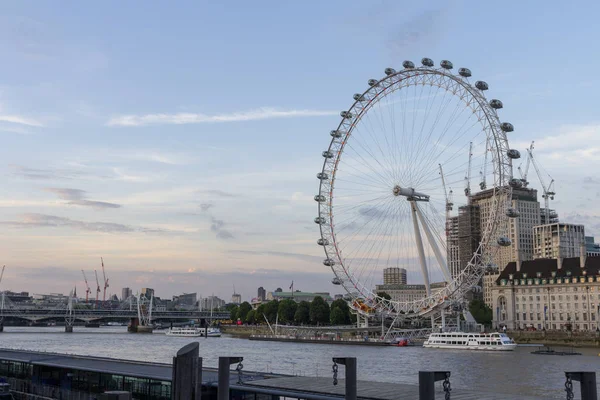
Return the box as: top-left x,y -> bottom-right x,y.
518,141 -> 534,187
101,257 -> 109,305
464,142 -> 473,197
439,164 -> 453,213
0,265 -> 5,286
81,270 -> 91,304
94,270 -> 101,309
527,143 -> 556,224
479,140 -> 489,190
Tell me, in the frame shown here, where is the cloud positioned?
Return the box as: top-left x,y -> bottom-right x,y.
0,213 -> 166,234
583,177 -> 600,185
229,249 -> 323,263
201,190 -> 238,198
10,165 -> 72,180
0,114 -> 44,127
106,107 -> 337,127
358,206 -> 390,218
210,217 -> 234,239
44,187 -> 121,210
200,203 -> 213,212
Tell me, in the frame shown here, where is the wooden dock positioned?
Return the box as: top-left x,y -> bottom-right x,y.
245,376 -> 546,399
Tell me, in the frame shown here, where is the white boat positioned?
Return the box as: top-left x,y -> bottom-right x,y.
206,327 -> 221,337
423,332 -> 517,351
165,327 -> 203,337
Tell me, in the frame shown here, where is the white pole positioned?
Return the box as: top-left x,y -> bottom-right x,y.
410,201 -> 431,296
414,202 -> 452,282
441,310 -> 446,331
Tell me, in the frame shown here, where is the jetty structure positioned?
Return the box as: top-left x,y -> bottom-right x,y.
0,345 -> 595,399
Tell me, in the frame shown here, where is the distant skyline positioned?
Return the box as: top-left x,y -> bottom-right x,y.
1,1 -> 600,300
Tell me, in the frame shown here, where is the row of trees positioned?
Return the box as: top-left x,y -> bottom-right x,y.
226,296 -> 355,326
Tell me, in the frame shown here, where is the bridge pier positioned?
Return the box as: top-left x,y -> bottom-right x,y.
127,318 -> 153,333
65,325 -> 73,333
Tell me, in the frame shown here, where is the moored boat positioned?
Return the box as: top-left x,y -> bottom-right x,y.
423,332 -> 516,351
206,327 -> 221,337
165,327 -> 203,337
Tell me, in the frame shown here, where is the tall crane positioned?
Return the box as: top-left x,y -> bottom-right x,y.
527,143 -> 556,223
439,164 -> 453,214
101,257 -> 109,305
479,139 -> 489,190
464,142 -> 473,197
518,141 -> 534,187
94,270 -> 101,309
81,270 -> 91,304
0,265 -> 5,287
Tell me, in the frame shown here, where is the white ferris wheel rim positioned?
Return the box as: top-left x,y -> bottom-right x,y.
316,60 -> 513,316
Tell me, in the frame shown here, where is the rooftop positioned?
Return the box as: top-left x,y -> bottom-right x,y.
496,256 -> 600,284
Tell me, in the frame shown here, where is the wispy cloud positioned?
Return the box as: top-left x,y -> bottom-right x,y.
229,249 -> 323,263
1,213 -> 166,234
201,189 -> 238,198
0,114 -> 44,127
106,107 -> 337,127
9,165 -> 79,180
44,187 -> 121,210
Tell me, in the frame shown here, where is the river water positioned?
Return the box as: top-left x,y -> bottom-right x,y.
0,327 -> 598,399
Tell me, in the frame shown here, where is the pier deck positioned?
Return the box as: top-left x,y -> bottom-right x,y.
245,376 -> 546,400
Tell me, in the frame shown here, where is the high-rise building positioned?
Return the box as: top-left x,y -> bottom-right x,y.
201,295 -> 225,310
467,187 -> 542,307
534,223 -> 585,260
585,236 -> 600,256
383,267 -> 407,285
257,287 -> 266,301
173,292 -> 197,306
121,287 -> 132,301
231,293 -> 241,304
141,288 -> 154,299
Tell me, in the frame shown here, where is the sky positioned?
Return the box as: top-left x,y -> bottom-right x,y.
1,1 -> 600,302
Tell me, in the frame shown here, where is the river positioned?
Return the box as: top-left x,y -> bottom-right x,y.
0,326 -> 598,399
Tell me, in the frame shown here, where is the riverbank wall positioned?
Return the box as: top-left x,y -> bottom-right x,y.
509,330 -> 600,347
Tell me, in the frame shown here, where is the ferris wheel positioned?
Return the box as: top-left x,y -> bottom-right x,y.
315,58 -> 517,317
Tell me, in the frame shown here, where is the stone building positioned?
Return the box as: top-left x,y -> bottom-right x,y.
491,256 -> 600,331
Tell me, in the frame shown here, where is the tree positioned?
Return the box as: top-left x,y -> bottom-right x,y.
245,310 -> 256,324
330,299 -> 351,325
228,305 -> 239,321
277,299 -> 298,324
330,307 -> 347,325
310,296 -> 330,325
264,300 -> 279,323
294,301 -> 310,325
377,292 -> 392,301
238,302 -> 252,322
468,299 -> 492,325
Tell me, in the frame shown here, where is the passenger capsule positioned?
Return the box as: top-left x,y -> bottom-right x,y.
506,208 -> 520,218
384,68 -> 396,76
323,258 -> 336,267
475,81 -> 489,91
317,238 -> 329,246
332,277 -> 342,285
322,151 -> 334,158
507,149 -> 521,159
353,93 -> 365,101
340,111 -> 353,119
440,60 -> 453,69
500,122 -> 514,132
471,285 -> 482,293
330,130 -> 343,138
458,68 -> 471,77
489,99 -> 503,109
317,172 -> 329,180
421,58 -> 434,67
509,178 -> 523,188
314,216 -> 326,225
402,60 -> 415,69
368,79 -> 379,87
497,237 -> 512,247
314,194 -> 326,202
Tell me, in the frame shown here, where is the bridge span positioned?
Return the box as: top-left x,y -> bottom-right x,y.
0,293 -> 231,333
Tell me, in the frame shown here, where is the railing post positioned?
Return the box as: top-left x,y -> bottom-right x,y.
565,372 -> 597,400
172,343 -> 202,400
419,371 -> 451,400
218,356 -> 243,400
332,357 -> 357,400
